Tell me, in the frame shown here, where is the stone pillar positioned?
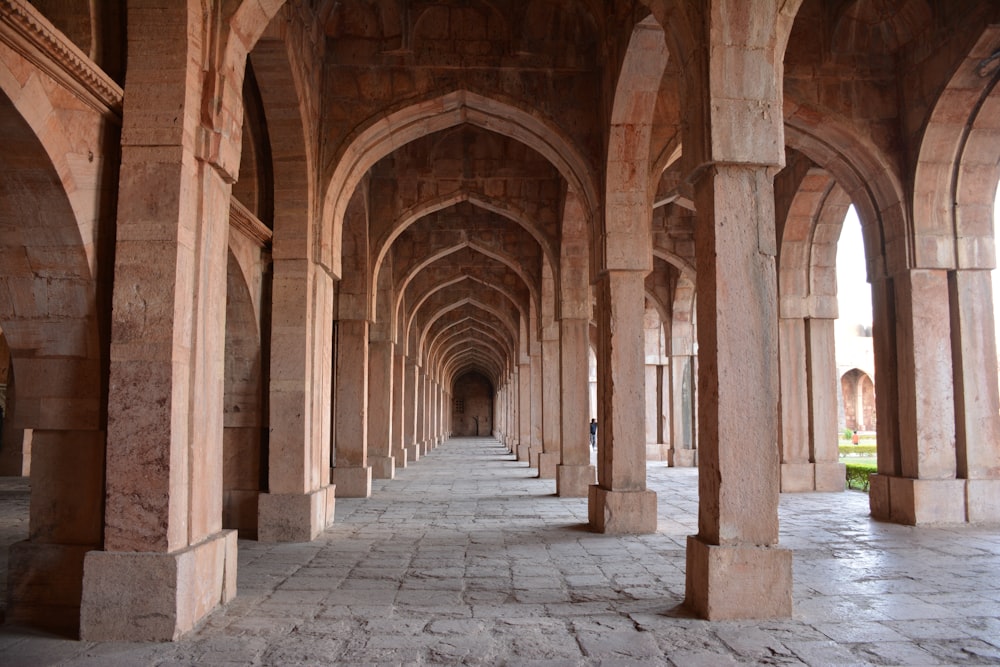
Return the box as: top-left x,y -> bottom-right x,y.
517,363 -> 531,463
807,318 -> 845,491
557,318 -> 595,496
391,350 -> 408,468
404,359 -> 420,462
644,364 -> 666,461
529,348 -> 544,467
79,4 -> 242,640
951,270 -> 1000,521
589,272 -> 657,533
685,164 -> 791,620
538,330 -> 561,478
332,320 -> 372,497
416,369 -> 428,455
669,355 -> 697,467
367,339 -> 395,479
779,317 -> 812,491
871,269 -> 964,523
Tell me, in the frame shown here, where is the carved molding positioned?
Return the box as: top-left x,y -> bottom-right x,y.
230,198 -> 273,248
0,0 -> 123,116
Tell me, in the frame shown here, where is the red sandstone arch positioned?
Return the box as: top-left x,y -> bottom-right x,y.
322,89 -> 600,277
392,240 -> 539,341
602,14 -> 668,271
912,26 -> 1000,270
223,250 -> 265,538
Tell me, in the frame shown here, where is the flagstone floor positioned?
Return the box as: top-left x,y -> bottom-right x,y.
1,436 -> 999,665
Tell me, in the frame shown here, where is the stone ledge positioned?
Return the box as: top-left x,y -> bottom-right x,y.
685,535 -> 792,620
588,486 -> 657,534
258,486 -> 335,543
80,529 -> 237,641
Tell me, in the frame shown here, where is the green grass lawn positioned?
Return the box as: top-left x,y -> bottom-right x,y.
838,438 -> 876,490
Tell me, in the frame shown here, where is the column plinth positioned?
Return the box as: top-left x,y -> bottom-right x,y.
556,464 -> 595,497
588,485 -> 657,534
369,455 -> 395,480
258,486 -> 336,542
81,530 -> 237,641
685,535 -> 791,620
331,465 -> 372,497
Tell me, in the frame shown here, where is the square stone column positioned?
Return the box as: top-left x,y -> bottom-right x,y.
779,317 -> 813,491
538,332 -> 561,479
686,164 -> 790,620
871,269 -> 964,524
404,359 -> 420,462
517,363 -> 532,463
806,318 -> 845,491
332,319 -> 372,497
557,318 -> 595,496
589,272 -> 657,534
529,349 -> 544,466
391,350 -> 408,468
367,339 -> 395,479
669,355 -> 697,467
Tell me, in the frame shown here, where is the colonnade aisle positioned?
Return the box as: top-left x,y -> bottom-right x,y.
1,436 -> 999,665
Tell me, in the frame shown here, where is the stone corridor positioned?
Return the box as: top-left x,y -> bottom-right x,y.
1,436 -> 999,666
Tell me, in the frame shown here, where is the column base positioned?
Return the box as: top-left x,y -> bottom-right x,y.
331,466 -> 372,498
80,529 -> 237,641
405,444 -> 420,462
517,444 -> 531,464
685,535 -> 792,620
556,464 -> 595,497
393,448 -> 408,468
6,541 -> 94,637
537,452 -> 559,479
967,478 -> 1000,523
645,443 -> 669,461
669,448 -> 697,467
869,475 -> 966,524
370,455 -> 395,480
588,486 -> 657,534
814,462 -> 846,492
258,485 -> 336,542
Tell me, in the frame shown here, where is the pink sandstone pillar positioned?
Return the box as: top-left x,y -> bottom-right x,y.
417,370 -> 428,455
80,4 -> 238,640
807,318 -> 845,490
538,330 -> 561,478
332,319 -> 372,497
669,355 -> 697,467
517,362 -> 531,463
779,317 -> 812,491
871,269 -> 964,523
589,272 -> 657,533
529,349 -> 544,467
367,338 -> 395,479
404,358 -> 420,462
685,164 -> 791,620
951,270 -> 1000,520
557,318 -> 595,495
391,349 -> 408,468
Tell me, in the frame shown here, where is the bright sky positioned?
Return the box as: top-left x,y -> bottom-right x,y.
836,206 -> 872,328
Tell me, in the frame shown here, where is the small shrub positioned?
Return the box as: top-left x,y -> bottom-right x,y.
845,462 -> 877,491
839,444 -> 877,456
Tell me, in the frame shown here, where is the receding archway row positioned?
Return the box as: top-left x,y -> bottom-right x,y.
2,0 -> 999,643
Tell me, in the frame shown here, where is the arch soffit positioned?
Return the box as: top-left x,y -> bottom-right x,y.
783,115 -> 901,277
414,296 -> 519,366
603,14 -> 669,271
913,25 -> 1000,271
393,239 -> 539,336
428,318 -> 515,376
374,190 -> 555,295
430,322 -> 513,372
438,337 -> 506,381
407,278 -> 525,358
322,89 -> 600,276
445,353 -> 502,388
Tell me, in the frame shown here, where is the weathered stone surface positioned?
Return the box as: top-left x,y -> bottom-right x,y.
685,535 -> 792,620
